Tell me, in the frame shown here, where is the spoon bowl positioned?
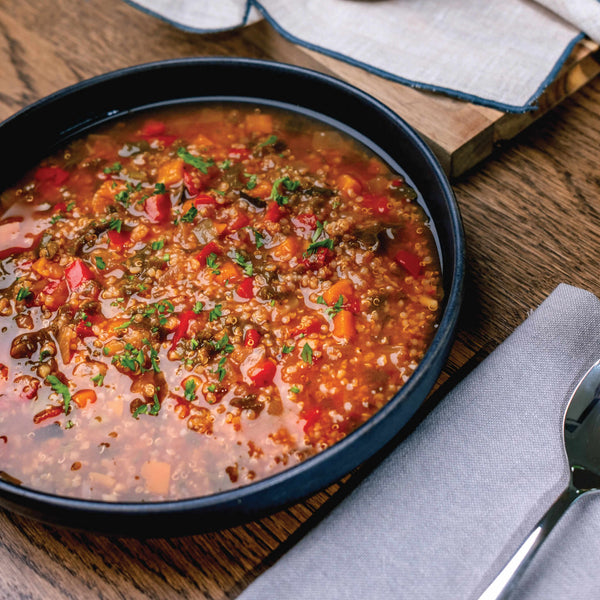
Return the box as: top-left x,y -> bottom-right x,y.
479,358 -> 600,599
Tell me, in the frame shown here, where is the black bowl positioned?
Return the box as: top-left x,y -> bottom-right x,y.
0,58 -> 464,536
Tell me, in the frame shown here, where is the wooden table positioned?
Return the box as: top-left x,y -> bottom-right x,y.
1,1 -> 600,598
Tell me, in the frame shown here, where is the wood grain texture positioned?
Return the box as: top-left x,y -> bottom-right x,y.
2,1 -> 600,598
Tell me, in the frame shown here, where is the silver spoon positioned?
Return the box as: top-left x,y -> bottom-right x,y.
478,358 -> 600,600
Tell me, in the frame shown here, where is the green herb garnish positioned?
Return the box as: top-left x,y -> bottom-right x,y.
208,304 -> 222,322
301,343 -> 313,365
234,252 -> 253,276
16,286 -> 32,302
305,238 -> 334,256
103,162 -> 122,174
246,174 -> 258,190
177,147 -> 214,174
151,239 -> 165,251
184,378 -> 197,402
91,373 -> 105,386
47,374 -> 71,413
258,135 -> 278,147
95,256 -> 106,270
180,205 -> 198,223
269,176 -> 300,206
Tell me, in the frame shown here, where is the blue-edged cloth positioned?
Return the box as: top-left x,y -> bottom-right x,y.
124,0 -> 600,112
237,284 -> 600,599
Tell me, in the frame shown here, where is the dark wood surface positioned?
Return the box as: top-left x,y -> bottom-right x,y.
2,1 -> 600,598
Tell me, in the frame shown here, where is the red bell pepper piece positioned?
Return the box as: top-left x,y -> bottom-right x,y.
301,247 -> 334,271
362,194 -> 391,215
193,194 -> 217,206
264,201 -> 285,223
302,407 -> 321,433
65,259 -> 94,291
244,328 -> 261,348
248,359 -> 276,387
141,120 -> 166,137
170,310 -> 197,351
196,241 -> 221,266
107,228 -> 131,249
35,166 -> 70,186
289,318 -> 322,337
144,193 -> 171,223
237,277 -> 254,299
76,318 -> 96,338
183,169 -> 200,197
227,213 -> 250,234
394,250 -> 422,277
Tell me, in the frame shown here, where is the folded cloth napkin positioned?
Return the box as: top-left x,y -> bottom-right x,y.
237,284 -> 600,600
124,0 -> 600,112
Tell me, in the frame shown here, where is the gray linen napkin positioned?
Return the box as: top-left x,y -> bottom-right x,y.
238,284 -> 600,600
124,0 -> 600,112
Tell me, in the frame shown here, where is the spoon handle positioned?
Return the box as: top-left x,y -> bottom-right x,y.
477,483 -> 578,600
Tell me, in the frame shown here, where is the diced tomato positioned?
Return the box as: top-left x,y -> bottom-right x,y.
244,328 -> 261,348
292,213 -> 317,237
228,147 -> 251,161
264,201 -> 285,223
170,310 -> 197,350
65,259 -> 94,291
390,177 -> 405,188
227,212 -> 250,234
76,319 -> 96,338
193,194 -> 217,207
394,249 -> 422,277
301,247 -> 334,271
53,202 -> 67,213
183,169 -> 200,196
237,277 -> 254,299
141,120 -> 166,137
196,241 -> 221,266
289,318 -> 322,337
35,166 -> 70,186
248,359 -> 276,387
362,194 -> 391,215
144,193 -> 171,223
302,407 -> 321,433
107,228 -> 131,249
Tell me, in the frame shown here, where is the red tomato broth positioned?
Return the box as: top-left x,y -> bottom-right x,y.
0,104 -> 443,501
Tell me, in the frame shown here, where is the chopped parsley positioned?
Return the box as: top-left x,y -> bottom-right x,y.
258,135 -> 278,147
177,147 -> 214,174
151,239 -> 165,251
180,205 -> 198,223
269,176 -> 300,206
95,256 -> 106,270
211,333 -> 234,355
312,220 -> 326,243
301,343 -> 313,365
184,378 -> 197,402
91,373 -> 105,386
193,301 -> 204,314
252,228 -> 264,248
133,395 -> 161,418
47,374 -> 71,413
16,286 -> 32,302
108,217 -> 123,233
218,159 -> 232,170
206,253 -> 220,275
282,344 -> 295,354
327,295 -> 345,318
234,252 -> 253,276
50,214 -> 63,225
154,182 -> 166,194
207,384 -> 216,392
215,356 -> 227,382
103,162 -> 122,174
246,174 -> 258,190
208,304 -> 222,322
305,238 -> 334,256
290,385 -> 300,393
114,190 -> 130,206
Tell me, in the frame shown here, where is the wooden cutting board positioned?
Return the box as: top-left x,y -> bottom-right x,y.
242,22 -> 600,177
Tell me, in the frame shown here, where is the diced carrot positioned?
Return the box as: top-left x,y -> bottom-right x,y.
245,113 -> 273,135
215,260 -> 243,284
141,460 -> 171,496
337,174 -> 362,198
272,236 -> 300,262
72,389 -> 97,409
193,133 -> 214,149
157,158 -> 184,187
332,309 -> 355,341
32,257 -> 64,279
253,181 -> 272,199
323,279 -> 355,306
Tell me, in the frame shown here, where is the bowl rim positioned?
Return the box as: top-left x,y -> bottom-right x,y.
0,56 -> 465,528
